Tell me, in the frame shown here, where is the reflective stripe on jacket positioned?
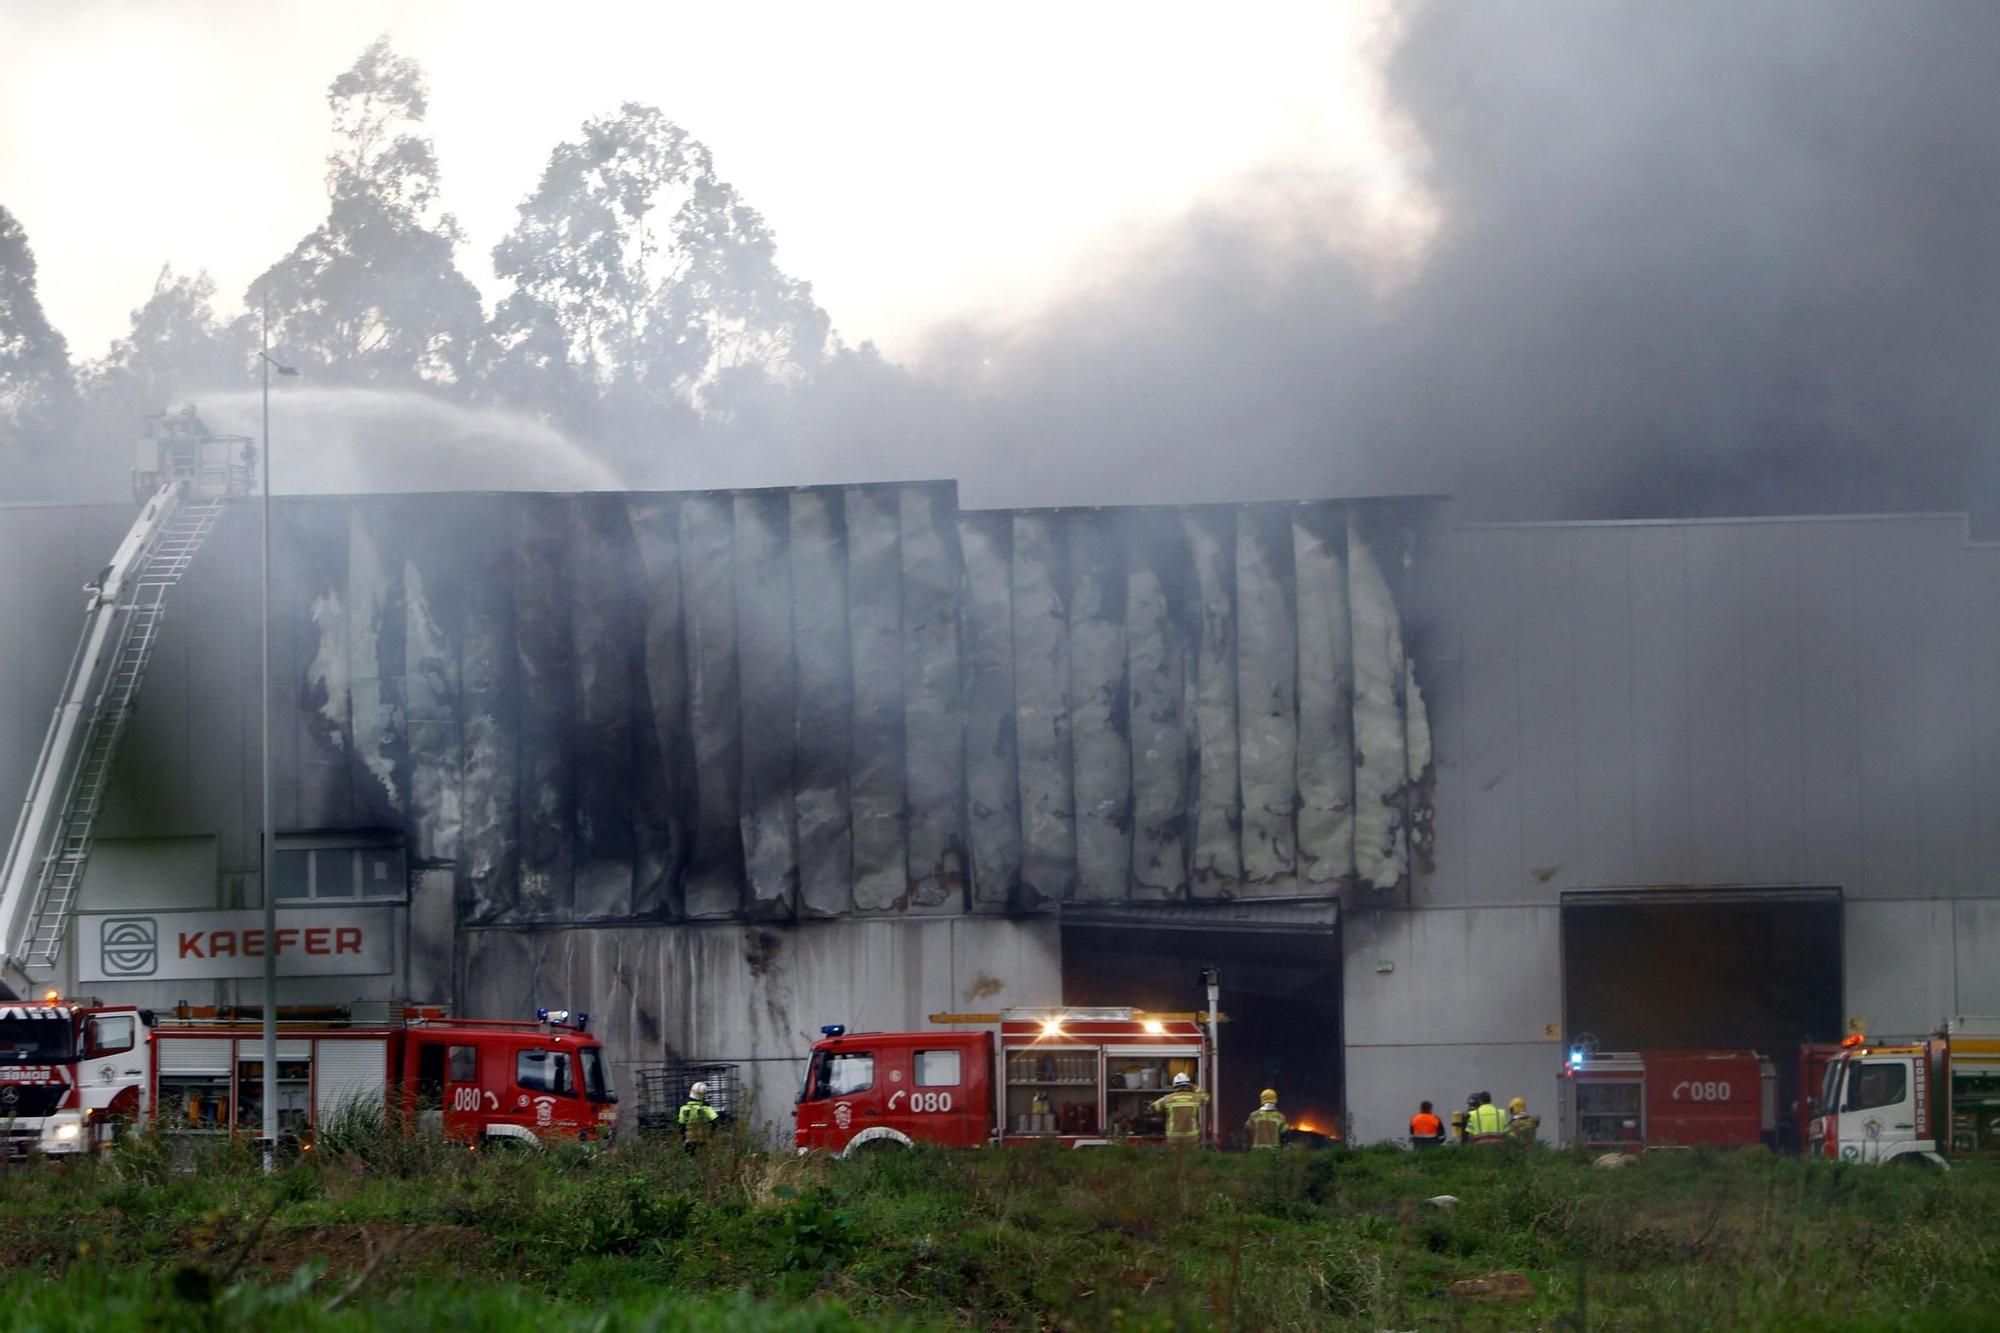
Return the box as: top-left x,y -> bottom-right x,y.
1151,1089 -> 1210,1140
678,1100 -> 719,1140
1246,1107 -> 1288,1149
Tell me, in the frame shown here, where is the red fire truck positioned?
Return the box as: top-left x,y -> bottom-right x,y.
795,1008 -> 1214,1156
1557,1048 -> 1777,1150
1808,1019 -> 2000,1166
0,998 -> 616,1156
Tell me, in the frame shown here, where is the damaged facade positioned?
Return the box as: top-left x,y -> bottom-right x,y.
6,485 -> 1995,1137
0,484 -> 1434,1125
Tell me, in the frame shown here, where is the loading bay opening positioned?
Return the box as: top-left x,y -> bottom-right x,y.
1060,910 -> 1341,1140
1562,888 -> 1843,1150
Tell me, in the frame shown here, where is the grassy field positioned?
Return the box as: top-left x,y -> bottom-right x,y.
0,1128 -> 1996,1331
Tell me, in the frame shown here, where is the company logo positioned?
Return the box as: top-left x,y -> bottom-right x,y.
98,917 -> 158,977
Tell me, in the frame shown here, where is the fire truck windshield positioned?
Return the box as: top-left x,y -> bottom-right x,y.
580,1046 -> 615,1103
0,1017 -> 73,1064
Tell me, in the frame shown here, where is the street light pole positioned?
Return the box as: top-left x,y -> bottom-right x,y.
257,313 -> 296,1172
259,307 -> 277,1171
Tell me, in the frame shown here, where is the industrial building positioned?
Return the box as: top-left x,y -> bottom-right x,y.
3,480 -> 1995,1140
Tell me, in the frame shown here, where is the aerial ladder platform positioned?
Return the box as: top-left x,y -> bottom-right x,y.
0,409 -> 253,999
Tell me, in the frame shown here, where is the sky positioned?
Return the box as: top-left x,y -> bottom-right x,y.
0,0 -> 1429,365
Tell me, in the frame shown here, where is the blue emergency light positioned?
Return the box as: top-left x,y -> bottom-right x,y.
1568,1048 -> 1585,1069
821,1024 -> 846,1037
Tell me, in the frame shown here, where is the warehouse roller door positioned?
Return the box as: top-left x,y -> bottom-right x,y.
1561,888 -> 1842,1151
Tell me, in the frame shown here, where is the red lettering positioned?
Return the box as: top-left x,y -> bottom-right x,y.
245,930 -> 266,957
275,928 -> 300,954
210,932 -> 236,958
179,932 -> 204,959
335,927 -> 362,955
305,927 -> 331,956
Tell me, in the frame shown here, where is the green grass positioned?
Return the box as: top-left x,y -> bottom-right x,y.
0,1130 -> 1996,1329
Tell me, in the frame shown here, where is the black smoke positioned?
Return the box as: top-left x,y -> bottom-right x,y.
723,1 -> 2000,526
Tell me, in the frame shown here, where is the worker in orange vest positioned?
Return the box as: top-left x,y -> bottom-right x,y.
1409,1100 -> 1445,1149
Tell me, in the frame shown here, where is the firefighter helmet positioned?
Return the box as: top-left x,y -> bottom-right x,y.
1260,1088 -> 1279,1105
1509,1097 -> 1527,1114
690,1082 -> 710,1101
1172,1072 -> 1192,1088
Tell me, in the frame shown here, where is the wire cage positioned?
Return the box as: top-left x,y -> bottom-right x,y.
633,1063 -> 742,1137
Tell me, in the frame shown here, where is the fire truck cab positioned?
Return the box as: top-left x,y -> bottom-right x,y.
1810,1019 -> 2000,1167
0,999 -> 617,1156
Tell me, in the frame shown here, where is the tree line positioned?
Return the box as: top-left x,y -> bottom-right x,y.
0,37 -> 850,500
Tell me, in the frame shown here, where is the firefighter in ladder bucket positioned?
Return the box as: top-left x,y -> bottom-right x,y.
1152,1072 -> 1210,1148
1246,1088 -> 1289,1149
678,1081 -> 719,1150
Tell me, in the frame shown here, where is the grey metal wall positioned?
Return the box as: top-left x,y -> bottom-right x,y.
1,487 -> 1435,931
1421,514 -> 2000,909
1345,512 -> 2000,1143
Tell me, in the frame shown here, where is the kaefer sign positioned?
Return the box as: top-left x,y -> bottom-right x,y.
79,909 -> 393,982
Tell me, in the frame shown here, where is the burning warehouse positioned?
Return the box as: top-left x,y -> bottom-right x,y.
2,471 -> 1997,1141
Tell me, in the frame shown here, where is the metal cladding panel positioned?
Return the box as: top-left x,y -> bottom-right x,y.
734,492 -> 798,920
1235,509 -> 1297,890
1292,507 -> 1352,889
314,1037 -> 388,1119
1183,509 -> 1241,895
627,495 -> 691,919
513,497 -> 576,921
791,490 -> 854,918
1125,517 -> 1189,900
959,513 -> 1020,908
1011,513 -> 1073,907
1566,526 -> 1637,890
1845,898 -> 1957,1036
571,498 -> 640,920
900,486 -> 964,911
681,495 -> 743,919
11,490 -> 1442,926
1067,511 -> 1130,903
1953,899 -> 2000,1015
845,487 -> 907,913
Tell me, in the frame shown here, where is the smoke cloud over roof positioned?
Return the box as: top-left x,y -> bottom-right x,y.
747,0 -> 2000,525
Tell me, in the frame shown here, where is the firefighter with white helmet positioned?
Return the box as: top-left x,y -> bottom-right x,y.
1151,1071 -> 1210,1148
678,1080 -> 719,1148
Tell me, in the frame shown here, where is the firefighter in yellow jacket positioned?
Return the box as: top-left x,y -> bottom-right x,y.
1151,1072 -> 1210,1148
1246,1088 -> 1289,1149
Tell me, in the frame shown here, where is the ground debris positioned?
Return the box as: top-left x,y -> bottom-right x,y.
1446,1270 -> 1535,1302
1594,1151 -> 1638,1169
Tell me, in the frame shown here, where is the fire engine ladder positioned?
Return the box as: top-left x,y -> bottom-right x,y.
0,483 -> 227,997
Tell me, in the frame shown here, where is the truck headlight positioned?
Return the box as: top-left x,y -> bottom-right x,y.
53,1122 -> 80,1142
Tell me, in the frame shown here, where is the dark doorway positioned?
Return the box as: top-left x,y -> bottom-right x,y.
1562,889 -> 1843,1150
1061,921 -> 1341,1143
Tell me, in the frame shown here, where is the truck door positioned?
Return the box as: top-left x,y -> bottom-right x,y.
900,1041 -> 983,1147
1837,1056 -> 1918,1162
81,1011 -> 148,1137
797,1045 -> 880,1153
413,1040 -> 488,1139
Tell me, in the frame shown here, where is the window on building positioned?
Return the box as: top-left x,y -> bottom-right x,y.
915,1050 -> 961,1087
517,1048 -> 575,1096
273,840 -> 406,904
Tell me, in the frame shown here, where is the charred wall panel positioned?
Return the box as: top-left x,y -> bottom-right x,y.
734,492 -> 798,919
1125,513 -> 1189,899
60,488 -> 1437,928
959,513 -> 1021,908
789,490 -> 853,918
1068,512 -> 1130,902
846,487 -> 907,913
680,495 -> 742,919
900,486 -> 965,911
1011,513 -> 1074,907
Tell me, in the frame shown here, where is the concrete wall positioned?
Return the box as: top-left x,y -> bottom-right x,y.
458,914 -> 1062,1130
